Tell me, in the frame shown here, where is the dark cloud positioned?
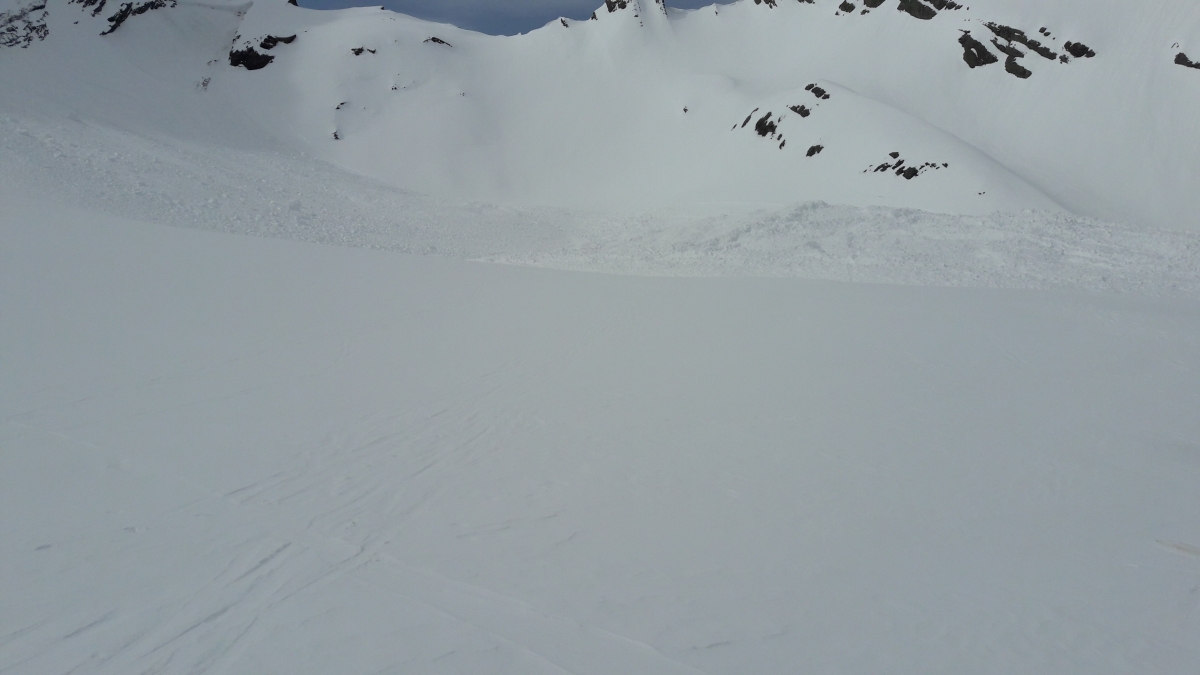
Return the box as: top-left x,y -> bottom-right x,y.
299,0 -> 734,35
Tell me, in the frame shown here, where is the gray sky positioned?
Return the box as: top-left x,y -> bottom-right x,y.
299,0 -> 733,35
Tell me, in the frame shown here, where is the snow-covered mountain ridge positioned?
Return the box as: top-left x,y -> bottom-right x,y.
2,0 -> 1198,229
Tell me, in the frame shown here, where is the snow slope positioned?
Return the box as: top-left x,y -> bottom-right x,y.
5,112 -> 1200,293
4,193 -> 1200,675
3,0 -> 1199,227
3,2 -> 1200,674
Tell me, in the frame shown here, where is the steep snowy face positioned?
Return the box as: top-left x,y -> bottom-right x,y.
2,0 -> 1198,226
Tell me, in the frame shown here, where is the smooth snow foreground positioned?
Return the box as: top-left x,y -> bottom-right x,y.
3,194 -> 1199,674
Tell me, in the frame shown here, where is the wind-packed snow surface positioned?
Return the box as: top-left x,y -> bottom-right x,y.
2,1 -> 1200,674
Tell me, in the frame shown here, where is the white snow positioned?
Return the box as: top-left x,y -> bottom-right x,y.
2,1 -> 1200,673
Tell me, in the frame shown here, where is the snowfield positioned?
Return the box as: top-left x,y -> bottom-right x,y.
2,0 -> 1200,673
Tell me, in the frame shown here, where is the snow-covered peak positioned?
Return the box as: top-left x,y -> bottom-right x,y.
2,0 -> 1199,228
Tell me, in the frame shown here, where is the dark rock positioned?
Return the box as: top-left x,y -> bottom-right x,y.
1004,55 -> 1032,79
0,2 -> 49,48
424,36 -> 451,47
806,145 -> 824,157
230,46 -> 274,70
754,113 -> 778,137
990,38 -> 1024,59
985,22 -> 1058,60
753,0 -> 778,7
839,2 -> 855,12
1063,41 -> 1096,59
605,0 -> 628,11
259,34 -> 296,50
99,0 -> 175,36
889,151 -> 900,158
1177,52 -> 1200,69
69,0 -> 109,17
863,0 -> 885,7
787,105 -> 811,117
959,32 -> 998,68
901,167 -> 919,179
741,108 -> 759,128
896,0 -> 937,20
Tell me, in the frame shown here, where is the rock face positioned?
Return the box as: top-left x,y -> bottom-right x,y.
98,0 -> 176,36
260,34 -> 296,50
958,32 -> 999,68
0,0 -> 181,44
230,46 -> 273,70
0,1 -> 48,48
231,34 -> 298,70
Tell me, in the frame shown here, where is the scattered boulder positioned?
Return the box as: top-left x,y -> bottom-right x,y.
788,104 -> 812,117
864,153 -> 947,179
806,145 -> 824,157
424,36 -> 451,47
1177,52 -> 1200,70
351,47 -> 376,55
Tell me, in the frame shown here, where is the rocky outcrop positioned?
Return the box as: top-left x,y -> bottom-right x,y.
260,34 -> 296,50
99,0 -> 176,36
231,35 -> 297,70
0,1 -> 48,48
863,152 -> 947,180
958,32 -> 998,68
230,46 -> 273,70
